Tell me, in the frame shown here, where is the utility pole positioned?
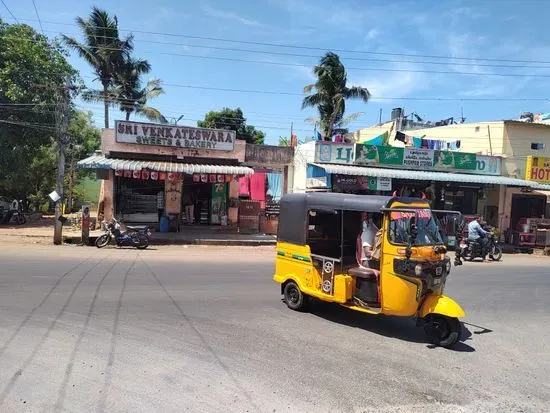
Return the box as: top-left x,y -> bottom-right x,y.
53,80 -> 71,245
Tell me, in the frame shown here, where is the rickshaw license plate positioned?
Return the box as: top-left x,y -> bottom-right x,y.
433,278 -> 441,285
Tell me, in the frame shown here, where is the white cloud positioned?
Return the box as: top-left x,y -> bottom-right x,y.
201,3 -> 265,27
365,28 -> 380,41
352,64 -> 427,102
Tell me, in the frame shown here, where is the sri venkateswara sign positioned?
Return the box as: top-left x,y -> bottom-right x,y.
115,120 -> 236,151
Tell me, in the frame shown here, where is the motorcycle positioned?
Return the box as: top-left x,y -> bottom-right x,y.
1,200 -> 26,225
458,228 -> 502,262
95,218 -> 151,249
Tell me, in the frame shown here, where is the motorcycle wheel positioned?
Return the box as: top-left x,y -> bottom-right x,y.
95,234 -> 110,248
489,245 -> 503,261
15,214 -> 26,225
462,248 -> 474,262
136,236 -> 149,250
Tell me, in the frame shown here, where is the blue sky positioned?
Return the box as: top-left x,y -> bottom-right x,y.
3,0 -> 550,144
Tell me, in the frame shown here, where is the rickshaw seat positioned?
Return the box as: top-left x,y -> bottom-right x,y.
348,266 -> 379,280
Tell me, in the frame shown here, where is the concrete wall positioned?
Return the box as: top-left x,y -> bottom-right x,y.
386,122 -> 507,155
165,180 -> 182,214
244,144 -> 293,166
351,121 -> 395,143
291,141 -> 316,193
503,122 -> 550,178
101,128 -> 246,162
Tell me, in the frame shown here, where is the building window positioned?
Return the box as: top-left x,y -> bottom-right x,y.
531,143 -> 545,150
475,126 -> 480,132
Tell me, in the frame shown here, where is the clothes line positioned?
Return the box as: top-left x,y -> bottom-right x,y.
394,131 -> 461,151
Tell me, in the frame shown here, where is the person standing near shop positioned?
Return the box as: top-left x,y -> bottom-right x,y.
157,190 -> 165,223
183,190 -> 195,225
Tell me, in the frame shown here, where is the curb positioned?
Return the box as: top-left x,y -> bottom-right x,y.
63,235 -> 276,247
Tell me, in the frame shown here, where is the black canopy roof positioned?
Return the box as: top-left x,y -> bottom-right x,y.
277,192 -> 430,245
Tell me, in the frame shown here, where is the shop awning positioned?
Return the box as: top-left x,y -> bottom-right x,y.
77,154 -> 254,175
312,163 -> 541,188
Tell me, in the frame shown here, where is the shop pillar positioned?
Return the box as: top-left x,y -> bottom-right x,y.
165,179 -> 183,214
103,170 -> 114,222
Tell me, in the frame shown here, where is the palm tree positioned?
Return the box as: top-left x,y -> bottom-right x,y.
62,7 -> 134,128
113,58 -> 167,122
302,52 -> 371,138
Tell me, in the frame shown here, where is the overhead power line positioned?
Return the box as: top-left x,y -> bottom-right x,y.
4,31 -> 550,78
30,0 -> 45,34
27,81 -> 550,101
6,16 -> 550,65
5,31 -> 550,71
0,0 -> 19,23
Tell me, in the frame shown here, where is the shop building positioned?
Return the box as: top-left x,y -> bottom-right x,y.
351,119 -> 550,234
241,144 -> 294,234
78,120 -> 254,227
291,140 -> 544,233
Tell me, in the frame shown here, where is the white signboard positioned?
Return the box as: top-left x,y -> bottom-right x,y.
475,155 -> 501,175
315,142 -> 354,164
306,177 -> 328,188
115,120 -> 236,151
375,177 -> 392,191
403,148 -> 434,168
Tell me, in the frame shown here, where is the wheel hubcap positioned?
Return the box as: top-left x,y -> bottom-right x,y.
288,287 -> 299,304
432,320 -> 450,340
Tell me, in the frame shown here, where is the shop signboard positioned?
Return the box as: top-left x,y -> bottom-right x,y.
475,155 -> 501,176
525,156 -> 550,183
315,142 -> 354,164
333,175 -> 392,192
355,145 -> 403,166
403,148 -> 434,168
354,144 -> 487,173
115,120 -> 236,151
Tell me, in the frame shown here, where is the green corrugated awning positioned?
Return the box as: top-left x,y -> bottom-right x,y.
312,163 -> 544,188
77,154 -> 254,175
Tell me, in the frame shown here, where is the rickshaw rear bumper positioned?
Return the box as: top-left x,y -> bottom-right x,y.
419,294 -> 465,319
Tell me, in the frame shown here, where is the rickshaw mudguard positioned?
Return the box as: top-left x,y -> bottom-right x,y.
419,294 -> 465,319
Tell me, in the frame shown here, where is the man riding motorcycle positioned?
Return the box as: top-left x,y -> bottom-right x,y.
468,216 -> 489,259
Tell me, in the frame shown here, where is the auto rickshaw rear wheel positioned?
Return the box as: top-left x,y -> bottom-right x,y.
283,281 -> 308,311
424,315 -> 461,349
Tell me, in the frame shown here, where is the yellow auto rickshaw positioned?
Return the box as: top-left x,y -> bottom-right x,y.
274,192 -> 465,348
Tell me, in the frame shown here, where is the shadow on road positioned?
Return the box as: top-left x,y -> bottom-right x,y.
308,301 -> 478,352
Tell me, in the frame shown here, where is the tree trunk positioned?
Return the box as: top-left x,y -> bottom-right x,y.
103,81 -> 109,129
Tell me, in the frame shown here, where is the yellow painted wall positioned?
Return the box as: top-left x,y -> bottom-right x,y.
352,121 -> 396,143
504,122 -> 550,178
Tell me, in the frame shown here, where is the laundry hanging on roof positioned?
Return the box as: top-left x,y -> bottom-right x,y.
394,131 -> 406,143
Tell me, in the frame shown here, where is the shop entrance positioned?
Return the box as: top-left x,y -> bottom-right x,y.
510,194 -> 546,230
115,175 -> 165,223
181,175 -> 228,225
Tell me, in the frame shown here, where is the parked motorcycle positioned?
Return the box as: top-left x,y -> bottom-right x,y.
1,200 -> 26,225
458,229 -> 502,262
95,218 -> 151,249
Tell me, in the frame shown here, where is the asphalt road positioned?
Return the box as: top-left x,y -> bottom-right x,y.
0,242 -> 549,413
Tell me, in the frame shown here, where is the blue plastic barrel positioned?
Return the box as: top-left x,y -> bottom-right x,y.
159,215 -> 169,233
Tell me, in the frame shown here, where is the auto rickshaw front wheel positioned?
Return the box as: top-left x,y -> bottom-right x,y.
283,281 -> 308,311
423,315 -> 462,349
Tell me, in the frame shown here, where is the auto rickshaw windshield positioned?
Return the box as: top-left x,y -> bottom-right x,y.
389,209 -> 444,246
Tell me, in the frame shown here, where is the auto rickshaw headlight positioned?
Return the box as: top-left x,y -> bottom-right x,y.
414,264 -> 423,276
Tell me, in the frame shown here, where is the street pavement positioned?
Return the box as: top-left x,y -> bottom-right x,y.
0,242 -> 549,413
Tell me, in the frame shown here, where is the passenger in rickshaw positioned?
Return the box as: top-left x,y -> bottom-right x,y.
357,212 -> 382,270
